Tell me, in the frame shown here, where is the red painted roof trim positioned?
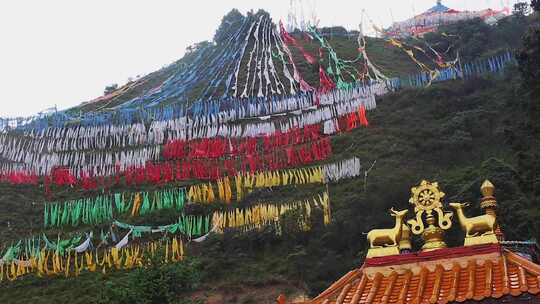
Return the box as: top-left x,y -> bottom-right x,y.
364,244 -> 501,267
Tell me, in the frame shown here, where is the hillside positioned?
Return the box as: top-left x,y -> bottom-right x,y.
0,8 -> 539,304
62,10 -> 525,117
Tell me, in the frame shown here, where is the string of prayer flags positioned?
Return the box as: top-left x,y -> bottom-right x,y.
44,188 -> 186,228
279,22 -> 317,65
211,190 -> 330,234
113,214 -> 211,239
187,166 -> 325,204
44,197 -> 113,228
186,157 -> 361,204
0,238 -> 184,282
322,157 -> 362,183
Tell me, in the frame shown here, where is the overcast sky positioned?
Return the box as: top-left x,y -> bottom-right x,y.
0,0 -> 513,117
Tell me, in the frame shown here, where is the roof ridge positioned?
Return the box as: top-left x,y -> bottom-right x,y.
505,249 -> 540,276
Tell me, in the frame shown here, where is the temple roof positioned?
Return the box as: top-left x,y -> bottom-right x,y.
294,244 -> 540,304
426,1 -> 450,14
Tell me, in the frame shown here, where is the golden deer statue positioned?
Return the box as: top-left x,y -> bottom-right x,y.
367,208 -> 409,248
449,202 -> 496,238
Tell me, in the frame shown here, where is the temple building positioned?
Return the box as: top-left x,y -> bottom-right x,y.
384,1 -> 510,38
279,180 -> 540,303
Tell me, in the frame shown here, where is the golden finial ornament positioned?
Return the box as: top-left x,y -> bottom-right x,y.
480,180 -> 497,210
407,180 -> 453,251
481,180 -> 495,196
480,179 -> 504,241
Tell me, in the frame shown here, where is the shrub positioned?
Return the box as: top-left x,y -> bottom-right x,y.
97,258 -> 203,304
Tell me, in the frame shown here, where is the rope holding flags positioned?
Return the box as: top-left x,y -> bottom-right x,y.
113,214 -> 211,239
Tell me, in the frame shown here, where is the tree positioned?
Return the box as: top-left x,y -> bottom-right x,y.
185,41 -> 211,55
104,83 -> 118,95
532,0 -> 540,12
213,9 -> 245,44
517,27 -> 540,95
514,2 -> 531,17
319,26 -> 348,36
436,19 -> 492,61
